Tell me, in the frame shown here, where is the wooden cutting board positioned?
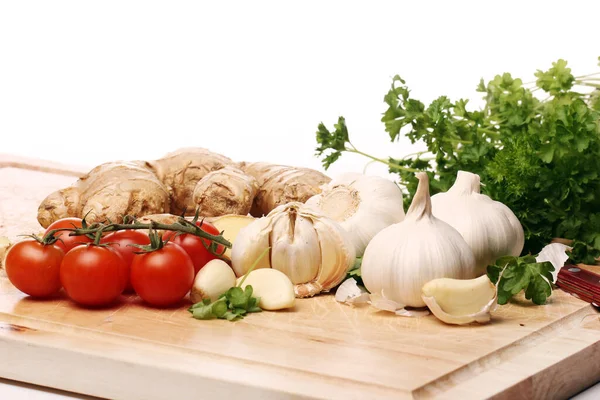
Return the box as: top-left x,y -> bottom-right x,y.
0,158 -> 599,400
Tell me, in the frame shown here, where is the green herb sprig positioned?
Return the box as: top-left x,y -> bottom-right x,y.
487,256 -> 555,305
188,285 -> 262,321
188,247 -> 270,322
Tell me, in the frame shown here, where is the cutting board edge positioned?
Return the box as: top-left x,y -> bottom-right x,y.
0,315 -> 413,400
412,304 -> 600,399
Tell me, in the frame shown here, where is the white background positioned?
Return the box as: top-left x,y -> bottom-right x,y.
2,1 -> 599,180
1,1 -> 599,398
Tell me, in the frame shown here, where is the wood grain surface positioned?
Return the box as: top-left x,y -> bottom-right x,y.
0,161 -> 599,400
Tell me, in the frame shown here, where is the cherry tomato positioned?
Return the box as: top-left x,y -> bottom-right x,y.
130,242 -> 194,307
60,245 -> 127,307
166,221 -> 225,274
5,240 -> 64,297
101,230 -> 150,292
45,217 -> 93,253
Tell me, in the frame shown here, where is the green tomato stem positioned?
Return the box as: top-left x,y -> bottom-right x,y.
43,218 -> 232,256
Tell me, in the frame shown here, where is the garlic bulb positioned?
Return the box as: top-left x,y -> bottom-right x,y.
231,202 -> 356,298
305,173 -> 405,256
430,171 -> 525,276
361,172 -> 477,308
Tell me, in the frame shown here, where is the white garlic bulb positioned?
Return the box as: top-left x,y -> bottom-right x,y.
361,172 -> 477,308
430,171 -> 525,276
231,202 -> 356,298
305,173 -> 405,256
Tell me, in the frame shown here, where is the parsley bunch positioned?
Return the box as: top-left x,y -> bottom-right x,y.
316,57 -> 600,261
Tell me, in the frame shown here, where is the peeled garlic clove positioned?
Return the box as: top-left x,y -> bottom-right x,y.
236,268 -> 295,311
270,211 -> 320,284
421,274 -> 498,325
190,259 -> 237,303
231,215 -> 273,277
306,173 -> 405,257
334,278 -> 370,305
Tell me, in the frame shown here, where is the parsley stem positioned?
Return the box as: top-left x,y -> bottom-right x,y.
401,150 -> 432,160
575,81 -> 600,89
575,72 -> 600,80
347,146 -> 421,173
237,247 -> 270,288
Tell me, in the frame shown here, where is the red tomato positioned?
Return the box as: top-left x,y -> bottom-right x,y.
101,230 -> 151,292
166,221 -> 225,274
60,245 -> 127,307
130,242 -> 194,307
5,240 -> 64,297
45,217 -> 93,253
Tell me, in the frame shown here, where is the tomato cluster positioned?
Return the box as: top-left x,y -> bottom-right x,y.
4,217 -> 223,308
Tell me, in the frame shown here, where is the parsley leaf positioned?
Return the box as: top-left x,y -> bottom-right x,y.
487,256 -> 554,305
188,285 -> 262,322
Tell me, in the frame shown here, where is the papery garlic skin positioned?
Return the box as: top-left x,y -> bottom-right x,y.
334,277 -> 370,305
231,202 -> 356,298
430,171 -> 525,276
305,173 -> 405,256
361,172 -> 477,308
536,242 -> 571,284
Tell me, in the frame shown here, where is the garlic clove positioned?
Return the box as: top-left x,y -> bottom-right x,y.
231,216 -> 273,277
190,259 -> 237,303
236,268 -> 295,311
294,216 -> 356,298
421,274 -> 498,325
269,211 -> 320,284
334,278 -> 370,305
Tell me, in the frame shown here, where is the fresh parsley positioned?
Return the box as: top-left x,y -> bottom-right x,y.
188,285 -> 262,321
188,247 -> 270,322
315,57 -> 600,263
487,256 -> 555,305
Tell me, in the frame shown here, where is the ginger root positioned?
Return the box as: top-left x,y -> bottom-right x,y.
37,148 -> 330,228
38,161 -> 171,227
145,148 -> 236,216
192,166 -> 257,217
239,162 -> 331,217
